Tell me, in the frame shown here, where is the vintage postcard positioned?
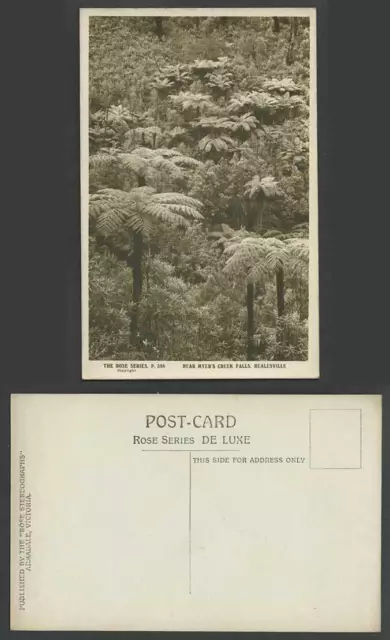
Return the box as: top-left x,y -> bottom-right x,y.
81,8 -> 319,379
11,394 -> 381,631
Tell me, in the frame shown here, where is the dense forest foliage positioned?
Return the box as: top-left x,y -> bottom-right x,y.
88,16 -> 311,361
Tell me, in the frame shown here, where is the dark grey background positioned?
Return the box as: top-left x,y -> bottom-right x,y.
1,0 -> 389,637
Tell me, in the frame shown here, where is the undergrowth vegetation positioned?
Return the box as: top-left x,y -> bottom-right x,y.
88,16 -> 311,361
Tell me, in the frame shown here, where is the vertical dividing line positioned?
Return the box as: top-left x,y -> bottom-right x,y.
360,409 -> 363,469
189,451 -> 192,595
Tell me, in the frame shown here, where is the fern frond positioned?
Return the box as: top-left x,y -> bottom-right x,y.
144,202 -> 191,228
198,136 -> 211,152
151,77 -> 174,91
170,92 -> 214,112
129,147 -> 156,159
224,245 -> 263,278
170,155 -> 202,168
290,222 -> 309,239
166,127 -> 188,143
148,155 -> 183,179
90,110 -> 105,122
206,70 -> 234,91
198,134 -> 235,153
285,238 -> 309,261
190,59 -> 220,72
263,229 -> 285,239
263,238 -> 289,270
247,262 -> 268,283
116,152 -> 147,175
129,126 -> 163,146
244,175 -> 280,199
153,193 -> 203,219
89,151 -> 118,170
91,190 -> 152,236
230,113 -> 259,132
194,116 -> 231,131
153,192 -> 201,207
131,185 -> 157,196
90,170 -> 203,239
228,91 -> 279,114
222,240 -> 243,256
220,224 -> 309,289
158,148 -> 182,158
221,223 -> 235,235
156,63 -> 192,86
107,104 -> 133,123
224,239 -> 263,261
262,78 -> 302,95
259,176 -> 280,197
115,147 -> 203,182
163,204 -> 204,219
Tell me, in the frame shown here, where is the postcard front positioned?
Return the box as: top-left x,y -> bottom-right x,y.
11,394 -> 381,631
81,8 -> 319,379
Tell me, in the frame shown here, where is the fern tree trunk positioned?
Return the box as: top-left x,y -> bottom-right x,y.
276,266 -> 285,317
286,18 -> 298,65
129,173 -> 146,348
245,210 -> 258,361
275,266 -> 285,358
130,231 -> 143,348
246,283 -> 255,360
155,17 -> 163,40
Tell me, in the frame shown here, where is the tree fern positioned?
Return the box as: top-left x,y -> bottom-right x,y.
90,146 -> 202,183
89,148 -> 120,172
91,187 -> 203,238
262,228 -> 285,239
189,59 -> 223,76
260,238 -> 290,272
128,126 -> 163,148
228,91 -> 279,114
223,234 -> 306,282
107,104 -> 133,124
222,233 -> 308,343
166,127 -> 188,146
170,92 -> 214,112
290,222 -> 309,238
90,188 -> 152,235
262,78 -> 303,95
244,175 -> 280,199
285,238 -> 309,274
153,192 -> 204,214
198,134 -> 236,153
154,64 -> 192,88
205,70 -> 234,93
150,76 -> 174,94
165,152 -> 202,169
192,114 -> 258,136
229,113 -> 259,134
90,178 -> 203,349
192,116 -> 231,131
228,90 -> 305,123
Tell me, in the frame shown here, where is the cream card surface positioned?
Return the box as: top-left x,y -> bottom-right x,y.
11,394 -> 381,631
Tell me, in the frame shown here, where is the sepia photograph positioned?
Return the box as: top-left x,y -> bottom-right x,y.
81,8 -> 318,379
